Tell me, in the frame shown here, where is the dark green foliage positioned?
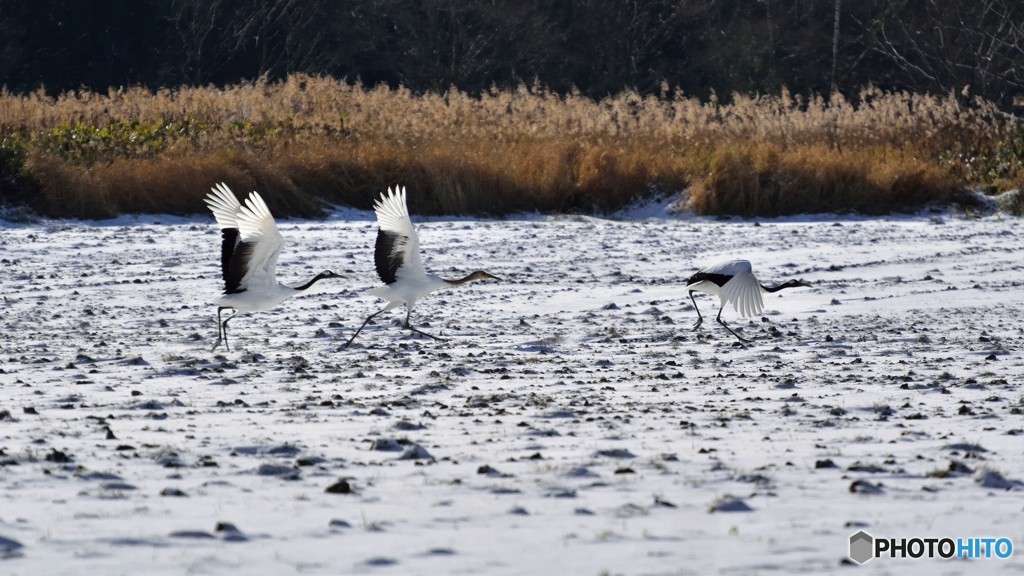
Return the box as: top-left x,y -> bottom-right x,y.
36,119 -> 207,164
0,133 -> 35,208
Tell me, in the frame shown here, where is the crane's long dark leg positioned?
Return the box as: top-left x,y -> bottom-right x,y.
343,308 -> 386,347
689,290 -> 704,329
716,306 -> 751,343
212,307 -> 236,351
404,307 -> 443,341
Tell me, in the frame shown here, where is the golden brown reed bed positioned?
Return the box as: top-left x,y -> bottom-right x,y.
0,75 -> 1019,219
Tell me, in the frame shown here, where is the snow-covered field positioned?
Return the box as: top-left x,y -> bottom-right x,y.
1,204 -> 1022,575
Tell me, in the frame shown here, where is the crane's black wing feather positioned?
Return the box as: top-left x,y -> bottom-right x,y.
686,272 -> 732,287
220,228 -> 253,294
374,229 -> 406,285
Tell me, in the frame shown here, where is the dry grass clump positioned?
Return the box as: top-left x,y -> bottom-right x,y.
688,143 -> 957,216
25,151 -> 322,219
0,76 -> 1018,218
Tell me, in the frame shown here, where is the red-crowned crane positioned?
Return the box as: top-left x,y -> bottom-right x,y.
343,186 -> 500,346
205,183 -> 341,351
686,259 -> 810,343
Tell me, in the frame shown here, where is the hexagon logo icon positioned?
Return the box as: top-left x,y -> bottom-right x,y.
849,531 -> 874,565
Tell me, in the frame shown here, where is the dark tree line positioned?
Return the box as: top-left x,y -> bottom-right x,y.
1,0 -> 1022,107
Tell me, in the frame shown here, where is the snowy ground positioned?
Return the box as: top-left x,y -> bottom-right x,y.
1,204 -> 1022,575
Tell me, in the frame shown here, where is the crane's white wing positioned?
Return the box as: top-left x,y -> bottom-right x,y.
205,183 -> 248,293
233,191 -> 284,290
721,266 -> 764,318
205,182 -> 243,229
373,186 -> 426,283
702,259 -> 752,278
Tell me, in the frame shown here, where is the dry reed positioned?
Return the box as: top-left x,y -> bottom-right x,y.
0,76 -> 1018,218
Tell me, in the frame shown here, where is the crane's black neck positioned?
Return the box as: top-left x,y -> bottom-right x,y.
761,281 -> 801,293
294,272 -> 333,292
444,272 -> 480,286
443,270 -> 500,286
